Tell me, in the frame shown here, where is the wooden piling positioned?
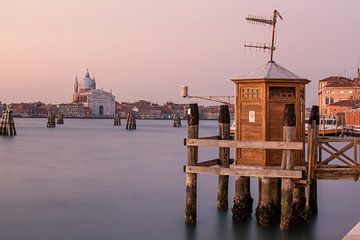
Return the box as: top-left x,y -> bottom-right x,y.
304,105 -> 319,219
292,186 -> 306,224
126,112 -> 136,130
280,104 -> 296,230
56,113 -> 64,124
270,178 -> 281,219
47,111 -> 56,128
114,113 -> 121,126
232,176 -> 253,222
185,104 -> 199,224
173,113 -> 181,127
217,105 -> 230,210
0,107 -> 16,136
256,177 -> 277,227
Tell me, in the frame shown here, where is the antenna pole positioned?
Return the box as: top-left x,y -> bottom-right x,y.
245,9 -> 282,63
270,11 -> 276,62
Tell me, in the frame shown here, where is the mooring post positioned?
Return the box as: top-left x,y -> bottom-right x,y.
126,112 -> 130,129
0,107 -> 16,136
132,112 -> 136,129
126,112 -> 136,130
304,105 -> 319,218
114,113 -> 121,126
47,111 -> 56,128
232,176 -> 253,222
56,112 -> 64,124
292,186 -> 306,224
173,113 -> 181,127
217,105 -> 230,210
270,178 -> 281,219
256,177 -> 277,227
185,103 -> 199,224
280,104 -> 296,230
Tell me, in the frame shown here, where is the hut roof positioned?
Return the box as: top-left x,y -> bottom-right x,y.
234,61 -> 307,81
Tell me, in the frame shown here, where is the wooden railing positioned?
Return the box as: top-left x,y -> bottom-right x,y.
307,136 -> 360,180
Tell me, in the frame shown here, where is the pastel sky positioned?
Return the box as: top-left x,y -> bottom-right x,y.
1,0 -> 359,106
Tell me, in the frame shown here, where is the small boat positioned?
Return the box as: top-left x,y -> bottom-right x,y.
305,115 -> 343,136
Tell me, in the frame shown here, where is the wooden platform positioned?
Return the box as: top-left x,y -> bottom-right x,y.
185,165 -> 303,178
343,221 -> 360,240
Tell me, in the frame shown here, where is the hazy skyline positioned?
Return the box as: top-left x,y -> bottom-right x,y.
1,0 -> 360,106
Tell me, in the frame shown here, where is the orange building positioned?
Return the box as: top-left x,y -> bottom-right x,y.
326,99 -> 360,116
318,71 -> 360,116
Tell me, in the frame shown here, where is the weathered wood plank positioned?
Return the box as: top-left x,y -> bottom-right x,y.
231,164 -> 306,171
184,166 -> 303,178
186,139 -> 303,150
315,138 -> 360,143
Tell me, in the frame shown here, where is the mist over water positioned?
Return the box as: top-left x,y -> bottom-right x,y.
0,119 -> 358,240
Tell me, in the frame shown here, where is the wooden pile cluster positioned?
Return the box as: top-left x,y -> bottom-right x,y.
114,113 -> 121,126
173,113 -> 181,127
56,113 -> 64,124
47,111 -> 56,128
126,112 -> 136,130
0,107 -> 16,136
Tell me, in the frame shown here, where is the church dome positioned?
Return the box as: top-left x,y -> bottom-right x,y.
79,69 -> 96,90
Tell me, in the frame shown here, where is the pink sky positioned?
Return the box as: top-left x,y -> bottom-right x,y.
0,0 -> 359,106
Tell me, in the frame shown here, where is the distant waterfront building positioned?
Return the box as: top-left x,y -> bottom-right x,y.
72,70 -> 115,117
318,71 -> 360,116
58,103 -> 90,118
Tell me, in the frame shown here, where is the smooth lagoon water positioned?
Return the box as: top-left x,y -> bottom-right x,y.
0,118 -> 359,240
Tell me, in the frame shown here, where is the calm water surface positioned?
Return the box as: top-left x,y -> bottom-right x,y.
0,118 -> 359,240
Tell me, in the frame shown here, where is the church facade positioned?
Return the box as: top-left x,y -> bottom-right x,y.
72,70 -> 115,117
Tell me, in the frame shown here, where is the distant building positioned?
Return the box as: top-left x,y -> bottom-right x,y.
318,71 -> 360,115
72,70 -> 115,117
326,99 -> 360,116
58,103 -> 90,118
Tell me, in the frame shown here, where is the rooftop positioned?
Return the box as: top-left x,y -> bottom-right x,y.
328,99 -> 360,107
320,76 -> 359,88
234,61 -> 306,80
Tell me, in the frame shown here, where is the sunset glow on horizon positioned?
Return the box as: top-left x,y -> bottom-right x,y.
1,0 -> 360,106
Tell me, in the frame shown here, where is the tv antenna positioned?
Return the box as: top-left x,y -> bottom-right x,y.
244,9 -> 283,63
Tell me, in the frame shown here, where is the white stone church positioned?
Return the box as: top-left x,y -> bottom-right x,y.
72,70 -> 115,117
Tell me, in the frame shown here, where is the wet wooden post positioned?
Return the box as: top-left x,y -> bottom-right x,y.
217,105 -> 230,210
114,113 -> 121,126
126,112 -> 136,130
292,186 -> 306,224
256,177 -> 277,227
56,112 -> 64,124
126,112 -> 130,129
232,176 -> 253,222
0,107 -> 16,136
304,105 -> 319,219
47,111 -> 56,128
270,178 -> 281,220
173,113 -> 182,127
131,112 -> 136,129
185,103 -> 199,224
280,104 -> 296,230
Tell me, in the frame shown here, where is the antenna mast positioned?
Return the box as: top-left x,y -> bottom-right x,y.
245,9 -> 283,62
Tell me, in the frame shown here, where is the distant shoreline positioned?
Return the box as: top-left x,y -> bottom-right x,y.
12,116 -> 218,121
